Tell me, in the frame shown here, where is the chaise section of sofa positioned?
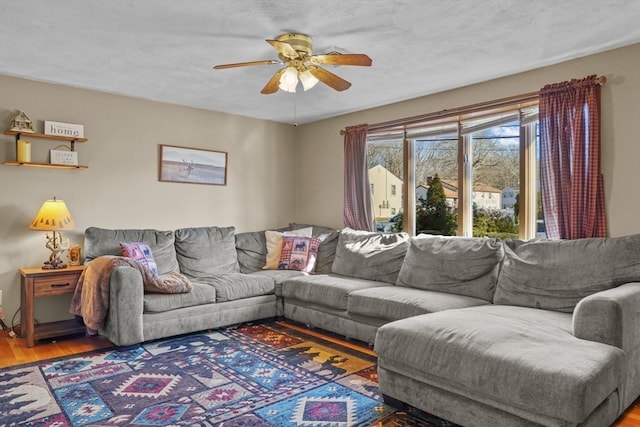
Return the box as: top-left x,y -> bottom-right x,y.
375,233 -> 640,427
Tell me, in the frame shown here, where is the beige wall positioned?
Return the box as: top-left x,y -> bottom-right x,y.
296,43 -> 640,238
0,75 -> 297,323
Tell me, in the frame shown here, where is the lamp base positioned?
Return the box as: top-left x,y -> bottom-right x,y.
42,258 -> 68,269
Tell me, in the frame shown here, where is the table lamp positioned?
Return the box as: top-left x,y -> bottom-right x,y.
29,197 -> 75,269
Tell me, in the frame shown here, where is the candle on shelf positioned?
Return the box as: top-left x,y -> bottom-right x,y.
17,139 -> 31,163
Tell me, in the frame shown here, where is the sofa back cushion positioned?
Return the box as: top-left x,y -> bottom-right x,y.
331,228 -> 409,284
174,226 -> 239,277
235,226 -> 290,273
494,234 -> 640,312
84,227 -> 179,274
397,235 -> 503,302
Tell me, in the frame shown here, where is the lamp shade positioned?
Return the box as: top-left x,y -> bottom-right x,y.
299,69 -> 319,91
278,66 -> 299,93
29,198 -> 75,231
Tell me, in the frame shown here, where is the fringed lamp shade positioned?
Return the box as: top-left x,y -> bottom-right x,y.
29,198 -> 75,231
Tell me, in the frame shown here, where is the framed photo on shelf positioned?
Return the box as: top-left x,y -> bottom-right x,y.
159,144 -> 227,185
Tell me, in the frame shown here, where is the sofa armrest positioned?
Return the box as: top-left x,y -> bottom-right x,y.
101,265 -> 145,346
573,282 -> 640,350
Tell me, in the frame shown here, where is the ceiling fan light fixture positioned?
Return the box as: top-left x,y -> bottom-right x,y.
213,32 -> 372,95
278,66 -> 299,93
299,69 -> 319,91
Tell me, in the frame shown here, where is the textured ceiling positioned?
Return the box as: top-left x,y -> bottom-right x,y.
1,0 -> 639,124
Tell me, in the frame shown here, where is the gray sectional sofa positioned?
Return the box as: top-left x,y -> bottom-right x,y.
80,224 -> 640,427
81,224 -> 338,347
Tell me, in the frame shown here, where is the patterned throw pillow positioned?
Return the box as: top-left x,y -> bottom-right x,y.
120,242 -> 159,275
263,227 -> 313,269
278,236 -> 320,272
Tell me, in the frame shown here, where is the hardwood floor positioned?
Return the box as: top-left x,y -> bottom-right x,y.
1,325 -> 638,426
0,326 -> 112,368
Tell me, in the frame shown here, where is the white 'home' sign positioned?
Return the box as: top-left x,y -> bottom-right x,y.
44,121 -> 84,138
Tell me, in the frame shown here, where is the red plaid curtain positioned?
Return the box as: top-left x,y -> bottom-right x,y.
539,75 -> 607,239
343,124 -> 374,231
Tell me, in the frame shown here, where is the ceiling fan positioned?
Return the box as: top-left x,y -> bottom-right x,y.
213,33 -> 372,94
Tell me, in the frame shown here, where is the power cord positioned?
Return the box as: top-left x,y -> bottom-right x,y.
8,308 -> 20,338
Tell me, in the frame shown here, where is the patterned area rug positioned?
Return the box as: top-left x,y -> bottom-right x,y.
0,322 -> 458,426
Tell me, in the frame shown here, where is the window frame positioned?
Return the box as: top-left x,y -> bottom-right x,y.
366,94 -> 539,239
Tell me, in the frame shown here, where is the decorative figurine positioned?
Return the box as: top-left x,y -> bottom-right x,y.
10,110 -> 34,133
68,245 -> 82,266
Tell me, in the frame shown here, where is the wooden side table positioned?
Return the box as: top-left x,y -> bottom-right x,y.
20,265 -> 86,347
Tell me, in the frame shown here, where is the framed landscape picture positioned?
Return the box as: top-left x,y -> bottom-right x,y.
159,144 -> 227,185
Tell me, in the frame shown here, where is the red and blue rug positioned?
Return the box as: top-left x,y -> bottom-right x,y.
0,322 -> 457,426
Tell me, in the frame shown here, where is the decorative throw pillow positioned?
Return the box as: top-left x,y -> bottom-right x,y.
120,242 -> 159,275
278,236 -> 320,272
263,227 -> 313,269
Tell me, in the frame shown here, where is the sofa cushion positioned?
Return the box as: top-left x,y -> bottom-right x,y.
494,234 -> 640,312
143,282 -> 216,313
235,227 -> 290,273
397,235 -> 503,302
249,270 -> 308,297
348,286 -> 490,321
174,226 -> 240,277
331,228 -> 410,284
85,227 -> 179,274
278,236 -> 320,272
196,273 -> 274,302
375,305 -> 625,423
281,274 -> 388,310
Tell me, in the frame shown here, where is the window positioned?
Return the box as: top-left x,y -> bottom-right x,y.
368,139 -> 403,228
468,120 -> 520,237
366,94 -> 539,238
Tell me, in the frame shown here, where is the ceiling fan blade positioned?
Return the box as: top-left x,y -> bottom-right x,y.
213,60 -> 279,70
308,65 -> 352,91
261,68 -> 286,94
311,53 -> 372,66
266,39 -> 299,59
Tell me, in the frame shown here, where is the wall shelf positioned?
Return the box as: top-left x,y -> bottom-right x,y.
2,160 -> 88,169
3,129 -> 88,169
3,130 -> 87,143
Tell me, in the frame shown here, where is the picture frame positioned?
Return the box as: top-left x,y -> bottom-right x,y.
159,144 -> 227,185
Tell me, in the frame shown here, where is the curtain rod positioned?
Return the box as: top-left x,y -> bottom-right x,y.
339,75 -> 607,135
